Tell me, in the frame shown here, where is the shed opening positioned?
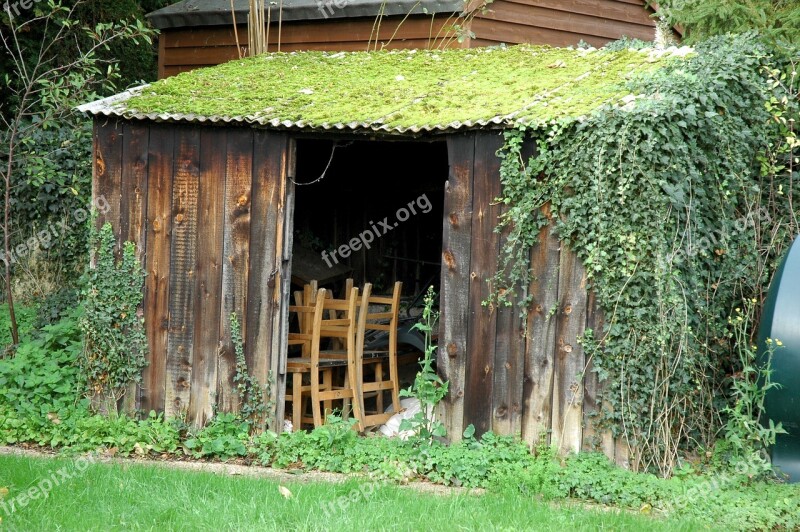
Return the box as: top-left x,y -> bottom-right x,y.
288,138 -> 448,403
291,138 -> 447,308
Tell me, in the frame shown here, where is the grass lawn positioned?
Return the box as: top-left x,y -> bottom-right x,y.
0,453 -> 708,531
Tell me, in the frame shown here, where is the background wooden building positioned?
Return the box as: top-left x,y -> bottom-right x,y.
78,44 -> 690,467
148,0 -> 665,78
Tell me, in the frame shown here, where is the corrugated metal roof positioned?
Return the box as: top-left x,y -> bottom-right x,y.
146,0 -> 463,29
78,45 -> 693,135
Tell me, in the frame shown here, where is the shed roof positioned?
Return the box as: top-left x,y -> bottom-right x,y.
146,0 -> 462,29
78,44 -> 693,135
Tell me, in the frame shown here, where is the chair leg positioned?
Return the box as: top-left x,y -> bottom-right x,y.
292,372 -> 303,431
374,361 -> 384,414
323,368 -> 333,416
311,367 -> 323,427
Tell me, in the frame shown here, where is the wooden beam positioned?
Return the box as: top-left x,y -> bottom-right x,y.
463,131 -> 504,438
439,133 -> 475,441
550,242 -> 588,455
188,128 -> 227,426
141,125 -> 174,415
217,128 -> 254,414
165,126 -> 201,419
521,203 -> 560,446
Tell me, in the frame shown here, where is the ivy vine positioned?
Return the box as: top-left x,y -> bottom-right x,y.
488,33 -> 799,475
79,222 -> 148,415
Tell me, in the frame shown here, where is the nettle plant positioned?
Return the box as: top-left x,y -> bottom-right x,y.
488,33 -> 799,476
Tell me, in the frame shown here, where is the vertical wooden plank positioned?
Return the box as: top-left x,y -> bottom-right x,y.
188,128 -> 226,426
275,139 -> 296,430
521,204 -> 560,446
550,243 -> 587,455
92,119 -> 123,414
158,32 -> 166,80
248,131 -> 288,431
217,128 -> 254,415
164,126 -> 200,420
438,133 -> 475,441
582,290 -> 613,458
492,281 -> 525,438
463,131 -> 503,438
93,120 -> 123,239
141,126 -> 173,415
119,122 -> 150,415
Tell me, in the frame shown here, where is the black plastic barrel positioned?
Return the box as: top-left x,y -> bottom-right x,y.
758,236 -> 800,482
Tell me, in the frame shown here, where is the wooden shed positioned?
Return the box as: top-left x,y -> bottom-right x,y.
78,43 -> 690,465
148,0 -> 666,78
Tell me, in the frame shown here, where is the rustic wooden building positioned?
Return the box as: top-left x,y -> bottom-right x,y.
148,0 -> 667,78
78,43 -> 691,466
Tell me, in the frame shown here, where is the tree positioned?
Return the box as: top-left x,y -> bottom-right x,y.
0,1 -> 155,347
656,0 -> 800,45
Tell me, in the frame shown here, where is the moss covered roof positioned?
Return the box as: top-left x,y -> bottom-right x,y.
79,44 -> 694,134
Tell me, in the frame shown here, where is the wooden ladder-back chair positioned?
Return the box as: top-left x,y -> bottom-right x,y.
356,281 -> 403,428
286,286 -> 364,431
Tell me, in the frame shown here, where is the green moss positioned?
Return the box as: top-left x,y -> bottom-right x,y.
123,44 -> 691,130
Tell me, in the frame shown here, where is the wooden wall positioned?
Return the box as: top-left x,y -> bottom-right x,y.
157,1 -> 662,78
158,16 -> 464,78
92,118 -> 623,463
470,0 -> 658,48
92,119 -> 291,428
439,131 -> 624,464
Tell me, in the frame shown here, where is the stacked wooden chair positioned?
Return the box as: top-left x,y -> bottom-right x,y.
285,279 -> 404,432
285,285 -> 363,431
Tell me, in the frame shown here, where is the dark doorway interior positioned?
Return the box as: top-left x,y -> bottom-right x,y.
291,138 -> 448,306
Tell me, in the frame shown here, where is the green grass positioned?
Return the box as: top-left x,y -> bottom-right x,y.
0,453 -> 706,531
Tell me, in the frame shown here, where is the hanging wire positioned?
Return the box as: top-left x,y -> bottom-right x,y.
290,141 -> 353,186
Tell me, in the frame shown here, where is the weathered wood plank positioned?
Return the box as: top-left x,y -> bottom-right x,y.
93,120 -> 123,243
477,1 -> 657,41
217,128 -> 254,415
119,122 -> 149,414
492,204 -> 525,438
141,126 -> 173,415
439,133 -> 475,441
275,139 -> 296,430
162,17 -> 454,48
521,204 -> 560,446
464,131 -> 504,438
248,131 -> 288,431
550,242 -> 588,455
469,17 -> 611,48
188,128 -> 226,426
165,126 -> 201,419
491,0 -> 656,29
120,123 -> 150,262
582,290 -> 612,458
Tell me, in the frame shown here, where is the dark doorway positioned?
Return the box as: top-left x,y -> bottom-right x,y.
291,138 -> 448,306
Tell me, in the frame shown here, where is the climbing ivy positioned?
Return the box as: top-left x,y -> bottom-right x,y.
79,222 -> 148,415
489,33 -> 799,476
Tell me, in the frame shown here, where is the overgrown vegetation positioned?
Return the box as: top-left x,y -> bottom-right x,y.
488,33 -> 799,476
656,0 -> 800,46
0,285 -> 797,531
398,286 -> 448,442
0,1 -> 157,346
230,312 -> 274,433
79,222 -> 147,414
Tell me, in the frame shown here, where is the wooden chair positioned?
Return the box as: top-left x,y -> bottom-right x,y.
355,281 -> 404,428
285,286 -> 364,431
